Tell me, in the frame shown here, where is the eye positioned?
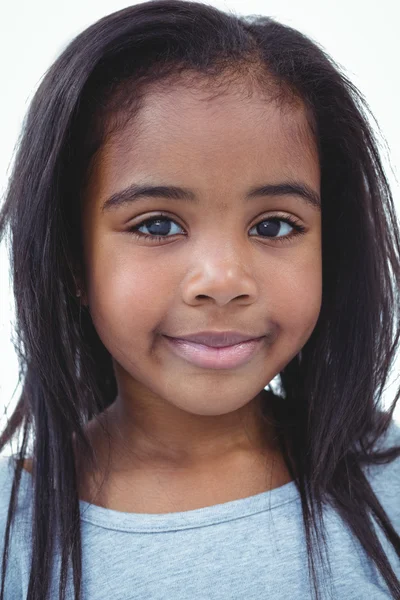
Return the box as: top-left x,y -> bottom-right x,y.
127,213 -> 306,244
128,216 -> 185,241
248,216 -> 306,243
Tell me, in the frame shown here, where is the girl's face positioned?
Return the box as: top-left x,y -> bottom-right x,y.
80,80 -> 322,458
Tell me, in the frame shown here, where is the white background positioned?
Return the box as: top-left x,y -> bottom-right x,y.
1,0 -> 399,446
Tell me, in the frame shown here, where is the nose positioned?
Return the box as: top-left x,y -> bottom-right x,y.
181,252 -> 258,307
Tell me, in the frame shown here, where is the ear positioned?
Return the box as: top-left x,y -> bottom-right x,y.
73,267 -> 88,307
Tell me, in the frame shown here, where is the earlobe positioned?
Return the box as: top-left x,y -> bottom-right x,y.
76,287 -> 89,306
73,272 -> 88,306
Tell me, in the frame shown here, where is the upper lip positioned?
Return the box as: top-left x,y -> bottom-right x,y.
164,331 -> 265,347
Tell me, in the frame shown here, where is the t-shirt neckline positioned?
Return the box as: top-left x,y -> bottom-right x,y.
15,457 -> 299,533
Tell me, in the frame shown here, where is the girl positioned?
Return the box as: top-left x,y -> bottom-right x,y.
0,0 -> 399,598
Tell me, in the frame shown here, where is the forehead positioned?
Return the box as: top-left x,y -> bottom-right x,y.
86,82 -> 319,203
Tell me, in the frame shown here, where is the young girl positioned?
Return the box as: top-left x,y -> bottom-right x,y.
0,0 -> 399,598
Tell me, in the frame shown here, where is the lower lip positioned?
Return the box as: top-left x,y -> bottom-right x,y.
163,336 -> 265,369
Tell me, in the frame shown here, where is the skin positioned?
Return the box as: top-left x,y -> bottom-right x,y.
72,78 -> 322,512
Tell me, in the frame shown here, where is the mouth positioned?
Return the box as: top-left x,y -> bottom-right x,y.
163,335 -> 265,370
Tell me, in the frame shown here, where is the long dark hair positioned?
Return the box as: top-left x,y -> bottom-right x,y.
1,1 -> 400,598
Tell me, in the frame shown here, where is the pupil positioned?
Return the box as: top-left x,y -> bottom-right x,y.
148,219 -> 170,235
257,220 -> 280,237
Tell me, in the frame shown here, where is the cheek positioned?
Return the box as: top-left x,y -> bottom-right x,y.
86,247 -> 174,341
271,253 -> 322,349
256,255 -> 321,375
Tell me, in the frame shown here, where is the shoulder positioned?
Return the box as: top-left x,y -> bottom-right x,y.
0,455 -> 16,555
363,419 -> 400,530
0,454 -> 32,541
0,454 -> 32,521
377,417 -> 400,448
368,417 -> 400,467
0,455 -> 18,509
365,418 -> 400,478
0,455 -> 28,597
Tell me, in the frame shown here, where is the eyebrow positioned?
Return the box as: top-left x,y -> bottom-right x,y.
101,181 -> 321,213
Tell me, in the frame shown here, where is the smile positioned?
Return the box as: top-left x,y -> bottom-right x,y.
163,336 -> 265,369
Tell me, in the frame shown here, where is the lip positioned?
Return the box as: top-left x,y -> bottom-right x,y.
163,335 -> 265,370
166,330 -> 265,347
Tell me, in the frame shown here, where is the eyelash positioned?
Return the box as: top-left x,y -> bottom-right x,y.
127,213 -> 307,245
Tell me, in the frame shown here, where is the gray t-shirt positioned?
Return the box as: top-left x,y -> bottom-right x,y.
1,420 -> 399,599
